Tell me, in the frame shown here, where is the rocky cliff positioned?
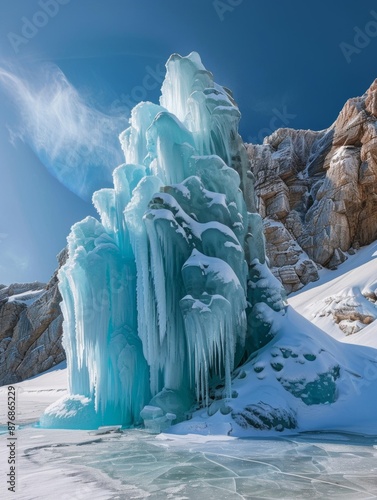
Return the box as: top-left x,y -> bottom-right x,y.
247,79 -> 377,292
0,249 -> 66,385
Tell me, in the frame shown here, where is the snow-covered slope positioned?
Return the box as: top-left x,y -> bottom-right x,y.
168,243 -> 377,436
0,361 -> 68,425
289,241 -> 377,348
171,306 -> 377,437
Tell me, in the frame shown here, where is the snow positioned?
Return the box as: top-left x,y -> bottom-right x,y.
289,241 -> 377,348
171,305 -> 377,438
7,289 -> 45,306
0,362 -> 67,425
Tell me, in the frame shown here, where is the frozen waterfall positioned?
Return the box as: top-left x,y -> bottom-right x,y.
41,52 -> 285,430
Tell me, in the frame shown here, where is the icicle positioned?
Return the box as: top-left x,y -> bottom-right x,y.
41,52 -> 270,430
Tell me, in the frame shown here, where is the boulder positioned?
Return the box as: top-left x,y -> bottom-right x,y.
0,249 -> 67,385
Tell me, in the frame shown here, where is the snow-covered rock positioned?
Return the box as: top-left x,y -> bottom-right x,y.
0,249 -> 66,384
289,240 -> 377,344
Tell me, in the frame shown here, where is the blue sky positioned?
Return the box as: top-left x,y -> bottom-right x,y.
0,0 -> 376,284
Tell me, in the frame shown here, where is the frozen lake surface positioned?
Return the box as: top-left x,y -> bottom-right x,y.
2,361 -> 377,498
21,428 -> 377,499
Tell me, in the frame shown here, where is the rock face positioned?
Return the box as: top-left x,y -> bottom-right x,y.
247,79 -> 377,292
263,219 -> 319,294
0,249 -> 67,385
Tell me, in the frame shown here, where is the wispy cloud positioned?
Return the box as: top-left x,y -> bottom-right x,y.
0,62 -> 128,200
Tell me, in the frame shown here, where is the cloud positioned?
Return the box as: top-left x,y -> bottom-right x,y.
0,63 -> 128,200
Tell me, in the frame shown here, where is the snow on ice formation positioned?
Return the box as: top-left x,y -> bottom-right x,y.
41,53 -> 377,436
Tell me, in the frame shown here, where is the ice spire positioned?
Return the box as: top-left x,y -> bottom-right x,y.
41,52 -> 283,430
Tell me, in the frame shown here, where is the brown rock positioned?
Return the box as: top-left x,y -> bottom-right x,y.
247,79 -> 377,282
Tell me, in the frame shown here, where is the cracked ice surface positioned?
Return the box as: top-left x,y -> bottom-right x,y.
19,429 -> 377,499
2,366 -> 377,499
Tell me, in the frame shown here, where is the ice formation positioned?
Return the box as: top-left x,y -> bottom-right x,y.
40,52 -> 377,437
41,52 -> 286,430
